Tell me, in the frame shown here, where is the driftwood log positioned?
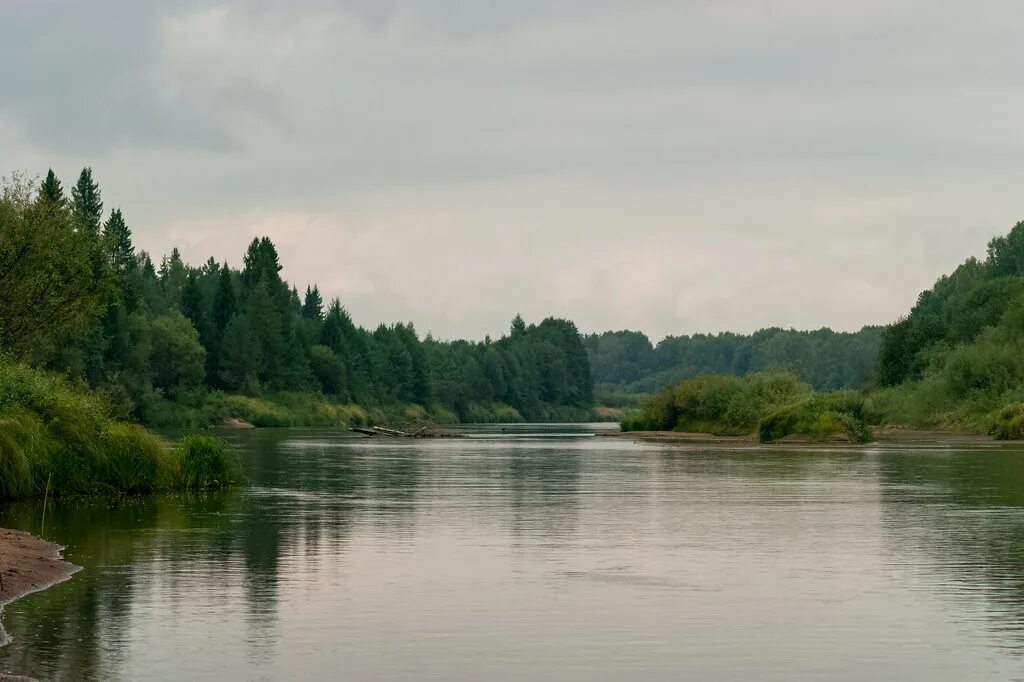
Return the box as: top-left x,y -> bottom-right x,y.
349,425 -> 459,439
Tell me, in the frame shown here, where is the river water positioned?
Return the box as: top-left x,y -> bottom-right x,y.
2,424 -> 1024,680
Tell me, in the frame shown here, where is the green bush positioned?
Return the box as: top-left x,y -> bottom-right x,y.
102,422 -> 169,493
991,403 -> 1024,440
622,372 -> 810,435
0,410 -> 48,499
223,392 -> 370,427
759,391 -> 873,443
463,402 -> 525,423
177,435 -> 242,490
0,359 -> 243,500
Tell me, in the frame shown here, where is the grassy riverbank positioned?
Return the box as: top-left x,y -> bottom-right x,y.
0,360 -> 242,501
136,389 -> 603,429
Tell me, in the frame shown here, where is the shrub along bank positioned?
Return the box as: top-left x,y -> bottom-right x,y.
621,372 -> 874,443
0,359 -> 241,500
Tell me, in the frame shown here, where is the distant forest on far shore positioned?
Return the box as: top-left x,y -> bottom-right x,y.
585,326 -> 884,404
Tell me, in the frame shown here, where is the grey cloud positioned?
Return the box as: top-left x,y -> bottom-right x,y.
2,0 -> 1023,339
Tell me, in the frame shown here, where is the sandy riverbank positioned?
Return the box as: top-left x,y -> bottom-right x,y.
601,428 -> 1001,446
0,528 -> 79,649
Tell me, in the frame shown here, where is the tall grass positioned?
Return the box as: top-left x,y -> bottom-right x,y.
223,393 -> 370,427
759,391 -> 874,443
0,359 -> 243,500
177,435 -> 243,489
620,371 -> 875,443
622,371 -> 811,435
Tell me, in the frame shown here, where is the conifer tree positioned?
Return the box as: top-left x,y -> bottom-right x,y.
302,285 -> 324,320
100,209 -> 139,316
38,169 -> 65,206
245,280 -> 285,385
71,167 -> 103,235
219,315 -> 263,392
181,271 -> 205,332
241,237 -> 284,297
103,209 -> 136,274
159,248 -> 187,310
511,314 -> 527,337
212,265 -> 237,333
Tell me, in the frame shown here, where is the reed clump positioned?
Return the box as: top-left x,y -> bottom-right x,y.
0,359 -> 242,500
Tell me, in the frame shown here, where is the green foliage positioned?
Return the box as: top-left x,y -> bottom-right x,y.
877,221 -> 1024,386
302,285 -> 323,320
622,371 -> 810,435
102,208 -> 139,310
223,393 -> 368,427
0,174 -> 108,354
38,169 -> 65,206
0,410 -> 46,500
71,167 -> 103,236
0,359 -> 241,500
462,402 -> 525,423
3,166 -> 595,429
219,315 -> 264,392
588,326 -> 883,403
991,403 -> 1024,440
309,344 -> 348,398
148,315 -> 207,391
102,423 -> 171,493
158,247 -> 187,311
868,224 -> 1024,433
759,391 -> 873,443
177,435 -> 242,490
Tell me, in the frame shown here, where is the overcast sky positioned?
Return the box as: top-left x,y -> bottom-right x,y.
3,0 -> 1023,341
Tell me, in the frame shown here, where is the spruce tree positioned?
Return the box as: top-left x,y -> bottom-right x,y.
245,280 -> 285,385
103,209 -> 135,275
181,271 -> 205,332
101,209 -> 138,312
511,314 -> 527,337
212,265 -> 237,333
70,167 -> 103,235
241,237 -> 284,298
219,314 -> 264,392
302,285 -> 324,320
159,248 -> 187,310
137,252 -> 167,314
38,169 -> 65,206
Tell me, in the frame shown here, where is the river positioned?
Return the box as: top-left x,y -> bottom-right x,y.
2,424 -> 1024,680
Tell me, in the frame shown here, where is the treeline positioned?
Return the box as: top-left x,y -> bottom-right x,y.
878,222 -> 1024,387
585,326 -> 883,397
870,220 -> 1024,437
0,169 -> 593,427
625,219 -> 1024,441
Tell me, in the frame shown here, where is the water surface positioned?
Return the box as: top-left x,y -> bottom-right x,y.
3,424 -> 1024,680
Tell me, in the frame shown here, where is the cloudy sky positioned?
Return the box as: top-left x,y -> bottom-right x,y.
3,0 -> 1022,341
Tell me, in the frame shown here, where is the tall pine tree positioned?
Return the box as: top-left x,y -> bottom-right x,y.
302,285 -> 323,320
159,248 -> 187,311
71,167 -> 103,235
38,169 -> 65,206
212,264 -> 237,333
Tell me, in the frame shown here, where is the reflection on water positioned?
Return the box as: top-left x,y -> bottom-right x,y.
2,427 -> 1024,680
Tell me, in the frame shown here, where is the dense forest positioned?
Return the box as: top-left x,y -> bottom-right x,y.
0,168 -> 593,429
585,326 -> 882,404
869,219 -> 1024,436
625,219 -> 1024,442
8,164 -> 1024,450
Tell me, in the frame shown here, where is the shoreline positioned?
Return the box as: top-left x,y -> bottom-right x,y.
0,528 -> 80,650
601,428 -> 1004,447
